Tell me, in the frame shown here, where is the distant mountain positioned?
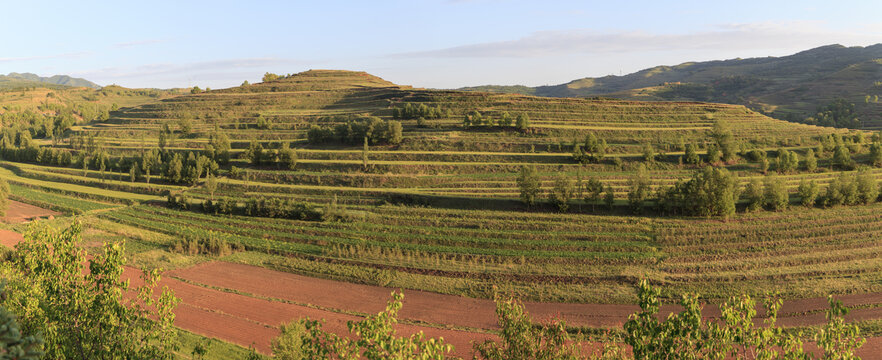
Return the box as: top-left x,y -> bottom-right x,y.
1,72 -> 100,89
460,44 -> 882,128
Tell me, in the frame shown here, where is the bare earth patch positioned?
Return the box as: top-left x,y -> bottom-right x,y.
2,200 -> 60,223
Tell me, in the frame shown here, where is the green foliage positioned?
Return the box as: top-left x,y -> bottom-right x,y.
684,143 -> 700,165
262,72 -> 281,82
272,320 -> 305,360
711,121 -> 737,162
805,149 -> 818,172
474,293 -> 581,360
0,282 -> 43,359
815,296 -> 865,359
172,230 -> 244,257
855,168 -> 878,205
776,148 -> 799,173
584,177 -> 604,211
279,142 -> 298,170
764,177 -> 789,211
245,139 -> 264,166
2,221 -> 179,359
515,113 -> 530,131
309,116 -> 403,145
516,166 -> 541,206
833,144 -> 855,170
300,291 -> 452,359
807,99 -> 859,128
603,185 -> 615,210
548,175 -> 574,212
744,178 -> 764,212
641,142 -> 656,164
797,179 -> 819,207
627,165 -> 650,214
869,142 -> 882,167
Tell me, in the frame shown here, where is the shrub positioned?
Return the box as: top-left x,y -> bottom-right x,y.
516,166 -> 541,206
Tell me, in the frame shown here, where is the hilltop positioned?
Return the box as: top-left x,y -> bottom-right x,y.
0,72 -> 100,89
460,44 -> 882,128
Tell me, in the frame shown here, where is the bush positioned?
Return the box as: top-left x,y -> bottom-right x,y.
516,166 -> 541,206
763,178 -> 789,211
171,230 -> 243,257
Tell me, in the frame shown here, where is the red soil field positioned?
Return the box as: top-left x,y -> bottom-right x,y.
1,200 -> 60,224
2,233 -> 882,357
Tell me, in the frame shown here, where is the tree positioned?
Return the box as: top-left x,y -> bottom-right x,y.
279,142 -> 298,170
272,320 -> 305,360
764,178 -> 789,211
515,113 -> 530,131
516,166 -> 541,206
805,149 -> 818,172
548,176 -> 573,212
190,86 -> 201,94
579,133 -> 607,163
499,112 -> 513,127
744,178 -> 764,212
245,139 -> 263,166
165,153 -> 183,183
0,282 -> 43,359
584,177 -> 604,211
684,143 -> 701,165
870,142 -> 882,167
678,166 -> 739,218
797,179 -> 819,207
204,174 -> 218,201
604,185 -> 615,210
300,291 -> 452,359
262,72 -> 280,82
856,168 -> 879,204
627,165 -> 650,214
474,293 -> 581,360
387,120 -> 403,145
642,142 -> 656,164
0,179 -> 8,217
706,144 -> 721,164
776,149 -> 799,173
816,296 -> 866,359
2,221 -> 179,359
833,144 -> 854,170
711,121 -> 737,162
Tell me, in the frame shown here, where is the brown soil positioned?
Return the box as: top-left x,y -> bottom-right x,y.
0,229 -> 24,248
2,200 -> 60,224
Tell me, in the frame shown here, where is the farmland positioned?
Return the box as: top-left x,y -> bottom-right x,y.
3,70 -> 882,357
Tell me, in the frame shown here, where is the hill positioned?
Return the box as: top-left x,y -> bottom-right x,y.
460,44 -> 882,128
4,68 -> 882,355
1,72 -> 100,89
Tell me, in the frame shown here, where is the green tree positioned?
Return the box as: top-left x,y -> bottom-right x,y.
604,185 -> 615,210
627,165 -> 650,214
711,121 -> 737,162
764,178 -> 789,211
642,142 -> 656,164
776,148 -> 799,173
300,291 -> 452,359
548,176 -> 573,212
279,142 -> 298,170
706,144 -> 721,164
744,178 -> 764,212
816,296 -> 866,359
262,72 -> 280,82
165,153 -> 183,183
271,320 -> 305,360
245,139 -> 264,166
805,149 -> 818,172
856,168 -> 879,204
684,143 -> 701,165
679,166 -> 739,218
0,282 -> 43,359
515,113 -> 530,131
833,144 -> 854,170
2,221 -> 179,359
474,293 -> 581,360
204,174 -> 218,201
516,166 -> 541,206
797,179 -> 819,207
870,142 -> 882,167
584,177 -> 604,211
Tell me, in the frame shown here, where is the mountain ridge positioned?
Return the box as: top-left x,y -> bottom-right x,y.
1,72 -> 100,89
459,44 -> 882,127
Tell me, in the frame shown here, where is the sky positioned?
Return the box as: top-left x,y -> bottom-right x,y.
1,0 -> 881,89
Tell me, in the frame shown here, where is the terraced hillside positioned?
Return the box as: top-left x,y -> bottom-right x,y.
7,69 -> 882,355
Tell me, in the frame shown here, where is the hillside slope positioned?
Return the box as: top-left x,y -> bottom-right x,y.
461,44 -> 882,128
1,72 -> 100,89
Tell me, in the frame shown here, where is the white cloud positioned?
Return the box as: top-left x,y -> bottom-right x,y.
394,21 -> 882,58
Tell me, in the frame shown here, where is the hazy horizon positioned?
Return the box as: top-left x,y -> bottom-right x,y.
3,0 -> 881,89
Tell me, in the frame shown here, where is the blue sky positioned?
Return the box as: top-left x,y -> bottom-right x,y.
1,0 -> 880,89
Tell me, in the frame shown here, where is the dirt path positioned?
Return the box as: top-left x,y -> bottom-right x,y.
1,200 -> 60,223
